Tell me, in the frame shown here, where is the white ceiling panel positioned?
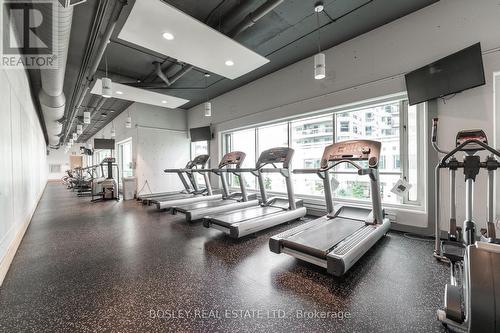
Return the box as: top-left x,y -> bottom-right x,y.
90,79 -> 189,108
117,0 -> 270,80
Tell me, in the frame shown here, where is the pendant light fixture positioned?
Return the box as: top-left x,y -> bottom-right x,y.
204,73 -> 211,117
83,110 -> 91,124
111,121 -> 116,137
125,110 -> 132,128
72,132 -> 78,141
102,55 -> 112,98
76,124 -> 83,135
314,2 -> 326,80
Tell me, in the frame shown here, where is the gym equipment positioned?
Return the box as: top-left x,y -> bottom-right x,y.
269,140 -> 390,276
431,118 -> 500,332
154,154 -> 224,210
91,157 -> 120,202
138,155 -> 213,205
170,151 -> 259,222
203,147 -> 306,238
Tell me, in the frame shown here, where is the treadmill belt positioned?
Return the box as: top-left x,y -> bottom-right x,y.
212,206 -> 283,227
177,199 -> 236,211
282,217 -> 364,259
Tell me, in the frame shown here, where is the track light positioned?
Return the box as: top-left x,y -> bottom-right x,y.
83,111 -> 91,124
314,53 -> 326,80
204,102 -> 212,117
102,77 -> 112,98
313,2 -> 326,80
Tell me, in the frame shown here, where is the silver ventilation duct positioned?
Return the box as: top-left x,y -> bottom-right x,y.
37,1 -> 74,148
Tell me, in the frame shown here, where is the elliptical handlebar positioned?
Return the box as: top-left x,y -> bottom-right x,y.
432,117 -> 500,165
431,118 -> 451,155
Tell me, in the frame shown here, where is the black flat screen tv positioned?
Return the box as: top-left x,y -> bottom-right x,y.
94,138 -> 115,150
190,126 -> 212,142
405,43 -> 485,106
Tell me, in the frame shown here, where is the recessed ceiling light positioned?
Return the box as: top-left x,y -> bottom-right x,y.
162,32 -> 174,40
225,60 -> 234,66
161,100 -> 167,104
116,91 -> 123,95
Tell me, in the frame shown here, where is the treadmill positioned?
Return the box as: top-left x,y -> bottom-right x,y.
269,140 -> 390,276
171,151 -> 259,222
154,155 -> 223,209
138,155 -> 211,205
203,147 -> 307,238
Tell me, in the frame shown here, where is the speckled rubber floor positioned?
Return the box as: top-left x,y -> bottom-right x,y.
0,183 -> 448,332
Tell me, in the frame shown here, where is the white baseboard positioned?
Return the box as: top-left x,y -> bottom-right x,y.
0,183 -> 47,287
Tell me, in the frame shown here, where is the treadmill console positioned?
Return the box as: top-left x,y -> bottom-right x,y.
219,151 -> 246,168
321,140 -> 381,169
188,154 -> 210,168
257,147 -> 294,169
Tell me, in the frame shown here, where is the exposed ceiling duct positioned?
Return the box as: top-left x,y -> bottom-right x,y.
37,1 -> 74,148
61,0 -> 127,148
227,0 -> 284,38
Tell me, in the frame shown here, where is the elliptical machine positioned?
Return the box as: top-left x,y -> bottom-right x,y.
432,118 -> 500,332
92,157 -> 120,202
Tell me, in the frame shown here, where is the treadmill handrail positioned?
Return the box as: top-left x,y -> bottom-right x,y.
293,160 -> 365,175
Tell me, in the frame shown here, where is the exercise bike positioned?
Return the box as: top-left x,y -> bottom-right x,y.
432,118 -> 500,332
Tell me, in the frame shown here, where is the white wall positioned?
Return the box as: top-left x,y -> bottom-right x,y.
86,102 -> 190,195
0,67 -> 48,285
47,148 -> 73,180
187,0 -> 500,232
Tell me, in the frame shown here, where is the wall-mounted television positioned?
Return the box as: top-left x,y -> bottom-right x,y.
405,43 -> 485,106
190,126 -> 212,142
94,138 -> 115,150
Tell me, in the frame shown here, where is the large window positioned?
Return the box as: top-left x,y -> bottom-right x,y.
221,96 -> 425,208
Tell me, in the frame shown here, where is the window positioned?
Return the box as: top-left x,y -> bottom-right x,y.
117,138 -> 133,181
339,121 -> 349,132
257,123 -> 289,193
190,140 -> 209,185
191,141 -> 208,160
224,129 -> 256,189
221,95 -> 425,208
291,115 -> 333,196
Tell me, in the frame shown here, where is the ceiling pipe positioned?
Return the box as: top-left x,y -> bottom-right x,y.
152,0 -> 282,88
36,2 -> 73,148
62,0 -> 127,147
227,0 -> 283,38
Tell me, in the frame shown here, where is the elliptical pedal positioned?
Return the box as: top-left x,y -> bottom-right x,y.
441,240 -> 465,263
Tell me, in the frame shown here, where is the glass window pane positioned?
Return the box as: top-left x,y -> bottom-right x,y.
333,173 -> 403,204
190,141 -> 209,186
257,123 -> 288,193
224,129 -> 256,189
291,115 -> 333,196
335,102 -> 400,174
191,141 -> 208,160
257,123 -> 288,153
407,104 -> 419,201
